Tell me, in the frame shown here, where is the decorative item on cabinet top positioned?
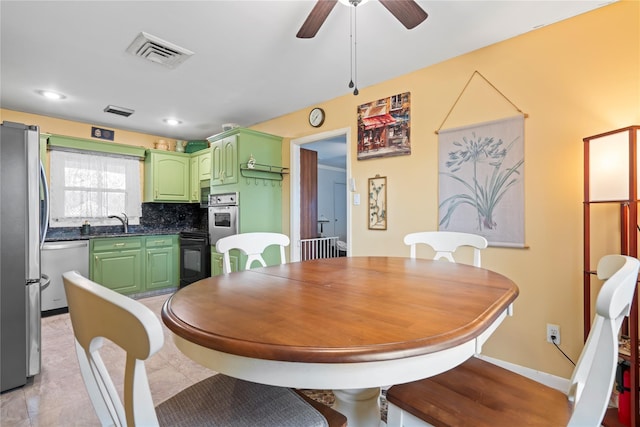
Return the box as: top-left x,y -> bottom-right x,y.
185,140 -> 209,153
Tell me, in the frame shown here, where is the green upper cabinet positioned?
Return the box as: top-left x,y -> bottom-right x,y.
207,128 -> 284,188
189,149 -> 212,202
190,155 -> 199,202
211,135 -> 238,186
144,150 -> 191,202
198,150 -> 212,181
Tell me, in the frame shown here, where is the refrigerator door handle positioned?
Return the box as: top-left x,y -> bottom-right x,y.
40,161 -> 49,248
40,274 -> 50,291
26,127 -> 40,281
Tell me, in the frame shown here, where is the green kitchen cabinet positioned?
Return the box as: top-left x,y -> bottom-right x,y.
90,237 -> 143,295
144,150 -> 191,202
90,235 -> 179,295
210,135 -> 238,186
145,235 -> 178,290
211,249 -> 239,276
207,128 -> 285,275
198,150 -> 212,181
189,149 -> 212,202
190,155 -> 199,202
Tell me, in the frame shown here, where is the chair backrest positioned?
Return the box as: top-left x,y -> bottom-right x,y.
215,232 -> 290,274
567,255 -> 640,426
404,231 -> 488,267
62,270 -> 164,427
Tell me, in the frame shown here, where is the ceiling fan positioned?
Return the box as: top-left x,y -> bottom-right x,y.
296,0 -> 428,39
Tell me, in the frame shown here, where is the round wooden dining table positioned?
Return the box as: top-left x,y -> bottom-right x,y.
162,256 -> 519,427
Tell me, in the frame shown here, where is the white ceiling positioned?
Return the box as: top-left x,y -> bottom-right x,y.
1,1 -> 613,142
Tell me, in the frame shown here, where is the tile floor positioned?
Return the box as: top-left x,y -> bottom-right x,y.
1,293 -> 216,426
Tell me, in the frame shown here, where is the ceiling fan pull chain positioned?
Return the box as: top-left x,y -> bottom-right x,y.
353,5 -> 359,96
348,5 -> 354,89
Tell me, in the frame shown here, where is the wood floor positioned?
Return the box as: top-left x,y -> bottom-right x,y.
1,293 -> 216,426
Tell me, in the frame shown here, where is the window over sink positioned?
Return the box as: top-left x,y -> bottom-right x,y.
49,150 -> 141,227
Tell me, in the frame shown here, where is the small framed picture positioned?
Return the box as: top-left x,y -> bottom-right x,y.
368,175 -> 387,230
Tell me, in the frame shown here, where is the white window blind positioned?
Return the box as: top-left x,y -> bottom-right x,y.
50,150 -> 141,227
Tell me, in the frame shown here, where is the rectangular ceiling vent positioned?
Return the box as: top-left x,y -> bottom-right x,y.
126,32 -> 194,69
104,105 -> 135,117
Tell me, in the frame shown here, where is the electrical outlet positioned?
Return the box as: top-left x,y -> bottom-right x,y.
547,324 -> 560,344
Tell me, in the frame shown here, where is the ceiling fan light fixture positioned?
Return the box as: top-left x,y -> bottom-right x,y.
338,0 -> 371,7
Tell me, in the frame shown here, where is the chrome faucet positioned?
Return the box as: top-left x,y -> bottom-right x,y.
108,212 -> 128,233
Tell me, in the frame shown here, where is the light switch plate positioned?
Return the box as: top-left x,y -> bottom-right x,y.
353,193 -> 360,205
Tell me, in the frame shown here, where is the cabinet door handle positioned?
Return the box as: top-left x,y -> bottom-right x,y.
114,243 -> 125,247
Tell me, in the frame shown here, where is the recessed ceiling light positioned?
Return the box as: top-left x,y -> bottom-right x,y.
163,118 -> 182,126
37,90 -> 66,100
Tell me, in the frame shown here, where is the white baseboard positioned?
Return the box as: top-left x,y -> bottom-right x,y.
477,354 -> 570,393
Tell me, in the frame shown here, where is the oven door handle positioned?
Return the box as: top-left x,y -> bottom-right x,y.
180,237 -> 208,244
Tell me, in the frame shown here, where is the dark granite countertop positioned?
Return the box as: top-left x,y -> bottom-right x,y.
45,225 -> 206,242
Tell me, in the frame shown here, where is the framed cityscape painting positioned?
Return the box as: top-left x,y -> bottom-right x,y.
357,92 -> 411,161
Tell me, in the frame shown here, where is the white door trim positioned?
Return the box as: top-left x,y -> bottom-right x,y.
290,128 -> 351,262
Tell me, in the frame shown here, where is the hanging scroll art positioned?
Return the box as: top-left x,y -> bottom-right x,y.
438,115 -> 525,247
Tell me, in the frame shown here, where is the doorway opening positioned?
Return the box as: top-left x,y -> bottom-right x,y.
290,128 -> 351,262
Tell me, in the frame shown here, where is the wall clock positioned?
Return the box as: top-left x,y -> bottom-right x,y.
309,107 -> 325,128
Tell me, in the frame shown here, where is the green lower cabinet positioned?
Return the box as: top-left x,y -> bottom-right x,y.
211,247 -> 282,276
145,235 -> 178,290
90,235 -> 178,295
91,237 -> 143,295
211,249 -> 239,276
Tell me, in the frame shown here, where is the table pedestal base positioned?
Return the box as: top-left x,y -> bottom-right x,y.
333,388 -> 382,427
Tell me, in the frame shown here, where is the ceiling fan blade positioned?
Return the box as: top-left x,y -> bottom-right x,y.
296,0 -> 338,39
379,0 -> 428,30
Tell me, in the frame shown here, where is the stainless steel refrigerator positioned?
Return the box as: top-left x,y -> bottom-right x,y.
1,121 -> 49,392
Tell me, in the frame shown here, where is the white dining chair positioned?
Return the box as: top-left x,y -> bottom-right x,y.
386,254 -> 640,427
404,231 -> 488,267
215,232 -> 290,274
62,270 -> 346,427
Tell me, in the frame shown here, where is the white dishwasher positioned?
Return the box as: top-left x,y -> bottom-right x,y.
41,240 -> 89,314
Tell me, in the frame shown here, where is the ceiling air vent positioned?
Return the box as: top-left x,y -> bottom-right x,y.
104,105 -> 134,117
126,32 -> 194,69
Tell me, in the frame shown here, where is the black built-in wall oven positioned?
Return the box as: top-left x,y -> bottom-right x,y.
179,231 -> 210,287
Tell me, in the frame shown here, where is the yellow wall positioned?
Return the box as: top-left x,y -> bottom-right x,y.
0,109 -> 175,149
251,1 -> 640,378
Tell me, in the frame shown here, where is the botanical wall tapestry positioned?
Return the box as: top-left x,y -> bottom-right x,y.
357,92 -> 411,160
438,115 -> 525,247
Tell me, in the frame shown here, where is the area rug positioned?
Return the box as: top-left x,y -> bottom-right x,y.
299,389 -> 388,424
